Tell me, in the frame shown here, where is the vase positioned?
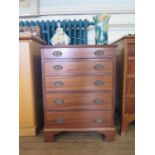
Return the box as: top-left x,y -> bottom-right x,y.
93,14 -> 110,45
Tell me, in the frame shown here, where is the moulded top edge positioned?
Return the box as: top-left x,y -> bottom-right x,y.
41,45 -> 117,49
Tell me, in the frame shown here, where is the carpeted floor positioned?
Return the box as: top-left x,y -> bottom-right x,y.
19,123 -> 135,155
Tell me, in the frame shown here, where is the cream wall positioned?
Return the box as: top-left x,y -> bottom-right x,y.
19,0 -> 135,43
39,0 -> 134,15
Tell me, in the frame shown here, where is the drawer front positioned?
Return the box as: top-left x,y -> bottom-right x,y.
44,60 -> 113,75
43,48 -> 114,59
45,75 -> 113,92
45,92 -> 113,110
45,111 -> 113,128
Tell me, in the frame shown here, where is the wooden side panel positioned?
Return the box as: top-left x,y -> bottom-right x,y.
125,78 -> 135,96
19,41 -> 35,128
19,39 -> 44,136
113,39 -> 124,112
128,43 -> 135,57
29,40 -> 44,129
127,60 -> 135,75
113,36 -> 135,135
125,98 -> 135,114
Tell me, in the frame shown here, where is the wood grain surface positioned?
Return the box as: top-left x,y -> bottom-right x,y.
45,92 -> 112,111
112,35 -> 135,135
44,59 -> 113,75
45,75 -> 113,92
45,111 -> 113,128
41,45 -> 116,141
43,47 -> 114,59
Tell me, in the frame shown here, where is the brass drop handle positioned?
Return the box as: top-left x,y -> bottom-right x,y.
94,50 -> 104,56
95,99 -> 104,104
95,118 -> 103,124
56,118 -> 64,124
95,80 -> 104,86
54,81 -> 64,87
94,64 -> 104,70
52,51 -> 62,57
53,65 -> 63,71
55,98 -> 64,105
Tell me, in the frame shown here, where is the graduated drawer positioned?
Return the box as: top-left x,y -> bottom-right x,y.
45,92 -> 113,111
44,59 -> 113,75
45,111 -> 113,128
45,75 -> 113,92
43,47 -> 114,59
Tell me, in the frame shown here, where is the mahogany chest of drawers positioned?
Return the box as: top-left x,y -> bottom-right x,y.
112,35 -> 135,135
41,45 -> 116,142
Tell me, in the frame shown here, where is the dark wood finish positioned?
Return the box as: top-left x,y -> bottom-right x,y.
44,59 -> 113,75
41,45 -> 116,142
43,47 -> 114,59
41,45 -> 116,48
127,60 -> 135,75
45,92 -> 112,111
44,131 -> 61,142
98,129 -> 115,141
112,35 -> 135,135
128,43 -> 135,57
125,78 -> 135,95
45,111 -> 113,128
44,127 -> 115,142
45,75 -> 113,92
125,98 -> 135,114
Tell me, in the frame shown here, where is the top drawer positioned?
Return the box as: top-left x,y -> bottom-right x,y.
42,47 -> 114,59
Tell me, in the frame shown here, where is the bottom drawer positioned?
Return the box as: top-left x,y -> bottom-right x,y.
45,111 -> 113,128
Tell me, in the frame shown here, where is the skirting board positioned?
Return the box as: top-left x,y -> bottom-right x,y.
20,127 -> 37,136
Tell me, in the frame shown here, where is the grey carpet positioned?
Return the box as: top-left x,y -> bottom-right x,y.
20,123 -> 135,155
